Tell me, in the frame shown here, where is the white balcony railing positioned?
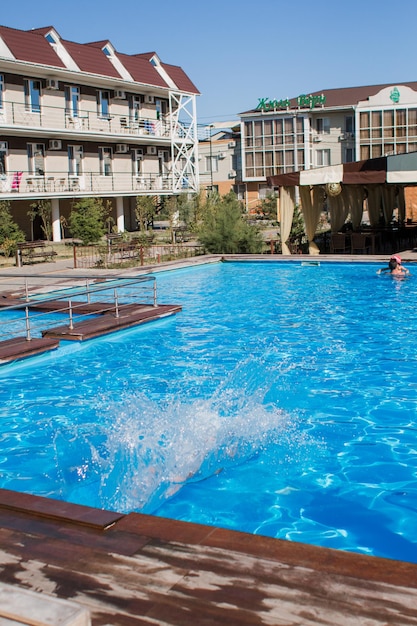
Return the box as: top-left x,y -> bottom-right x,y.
0,101 -> 194,141
0,171 -> 185,197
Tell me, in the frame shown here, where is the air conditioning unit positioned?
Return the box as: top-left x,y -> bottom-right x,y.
339,133 -> 346,141
145,95 -> 155,104
114,90 -> 126,100
116,143 -> 129,153
147,146 -> 157,155
157,150 -> 166,158
312,136 -> 322,143
228,141 -> 236,148
46,78 -> 59,90
228,170 -> 237,179
49,139 -> 62,150
0,141 -> 7,151
218,152 -> 226,159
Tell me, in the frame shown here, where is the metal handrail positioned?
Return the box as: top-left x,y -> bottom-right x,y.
0,274 -> 157,342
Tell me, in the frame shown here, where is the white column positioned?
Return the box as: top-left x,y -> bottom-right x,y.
51,198 -> 61,242
116,196 -> 125,232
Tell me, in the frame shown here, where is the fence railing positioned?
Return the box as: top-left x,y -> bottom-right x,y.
0,274 -> 157,343
0,170 -> 181,197
0,100 -> 197,139
73,242 -> 205,269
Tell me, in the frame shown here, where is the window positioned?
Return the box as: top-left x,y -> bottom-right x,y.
68,145 -> 83,176
97,90 -> 111,119
132,149 -> 143,176
316,149 -> 330,167
27,143 -> 45,175
316,117 -> 330,134
158,150 -> 169,175
24,79 -> 41,113
155,99 -> 167,120
99,147 -> 112,176
344,147 -> 354,163
345,116 -> 354,134
0,74 -> 3,110
129,95 -> 142,122
205,155 -> 218,173
0,141 -> 7,175
65,86 -> 80,117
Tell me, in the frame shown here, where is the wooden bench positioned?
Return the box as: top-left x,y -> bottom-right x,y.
16,241 -> 58,266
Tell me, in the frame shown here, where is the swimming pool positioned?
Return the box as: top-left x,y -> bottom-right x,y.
1,260 -> 417,563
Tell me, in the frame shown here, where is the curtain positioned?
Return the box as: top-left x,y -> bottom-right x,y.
345,185 -> 364,230
382,185 -> 396,223
299,185 -> 324,255
279,186 -> 295,255
328,190 -> 348,233
397,186 -> 406,222
366,185 -> 382,226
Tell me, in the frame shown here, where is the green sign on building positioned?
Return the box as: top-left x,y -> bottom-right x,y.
256,94 -> 326,112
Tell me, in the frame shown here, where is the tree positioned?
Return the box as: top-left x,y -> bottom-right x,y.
69,198 -> 109,245
198,192 -> 263,254
135,196 -> 157,232
259,192 -> 278,222
0,201 -> 25,256
28,200 -> 52,241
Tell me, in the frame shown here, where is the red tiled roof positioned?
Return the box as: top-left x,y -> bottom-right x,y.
60,39 -> 122,78
242,81 -> 417,114
116,52 -> 169,88
162,63 -> 200,94
85,40 -> 111,48
0,25 -> 65,68
0,24 -> 199,93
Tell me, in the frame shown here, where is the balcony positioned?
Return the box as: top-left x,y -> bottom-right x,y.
0,101 -> 193,142
0,171 -> 176,198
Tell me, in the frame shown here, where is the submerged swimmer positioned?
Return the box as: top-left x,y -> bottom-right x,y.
377,255 -> 410,277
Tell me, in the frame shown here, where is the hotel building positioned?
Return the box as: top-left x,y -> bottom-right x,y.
240,82 -> 417,217
0,24 -> 199,241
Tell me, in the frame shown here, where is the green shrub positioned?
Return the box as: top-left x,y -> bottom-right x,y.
0,201 -> 25,256
69,198 -> 109,245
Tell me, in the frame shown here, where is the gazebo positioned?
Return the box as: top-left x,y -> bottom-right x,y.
266,152 -> 417,254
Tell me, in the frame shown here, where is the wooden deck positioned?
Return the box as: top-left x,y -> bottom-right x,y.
0,336 -> 60,364
0,489 -> 417,625
43,304 -> 182,341
0,300 -> 182,362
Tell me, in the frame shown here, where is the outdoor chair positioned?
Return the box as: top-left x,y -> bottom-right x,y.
330,233 -> 350,254
350,233 -> 371,254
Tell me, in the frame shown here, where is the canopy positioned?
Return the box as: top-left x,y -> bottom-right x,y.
267,152 -> 417,188
266,152 -> 417,255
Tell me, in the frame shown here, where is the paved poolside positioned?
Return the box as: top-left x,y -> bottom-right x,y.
1,252 -> 417,624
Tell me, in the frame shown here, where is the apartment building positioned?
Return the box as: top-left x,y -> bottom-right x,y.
198,122 -> 243,198
0,24 -> 199,241
240,82 -> 417,212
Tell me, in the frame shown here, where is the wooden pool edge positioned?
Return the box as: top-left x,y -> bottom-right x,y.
1,487 -> 416,590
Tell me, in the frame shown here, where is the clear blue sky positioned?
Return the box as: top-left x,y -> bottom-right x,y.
2,0 -> 417,125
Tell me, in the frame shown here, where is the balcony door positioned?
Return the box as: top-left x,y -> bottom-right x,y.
24,79 -> 41,113
99,147 -> 112,176
65,86 -> 80,117
27,143 -> 45,176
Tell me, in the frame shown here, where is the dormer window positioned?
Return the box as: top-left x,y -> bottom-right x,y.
45,32 -> 57,44
103,45 -> 112,57
150,58 -> 157,67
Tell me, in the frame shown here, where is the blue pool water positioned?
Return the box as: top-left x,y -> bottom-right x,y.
1,260 -> 417,563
